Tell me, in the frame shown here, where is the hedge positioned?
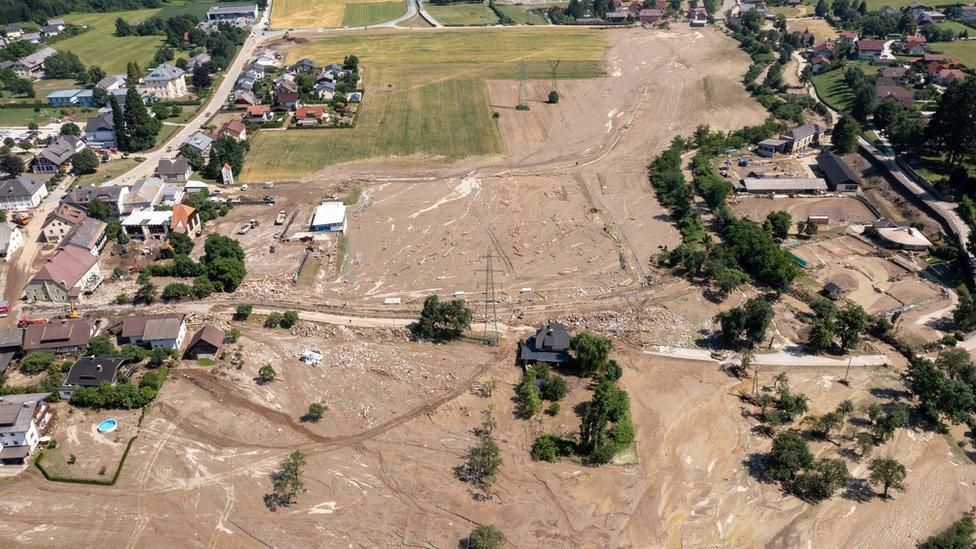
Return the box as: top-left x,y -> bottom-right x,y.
34,436 -> 137,486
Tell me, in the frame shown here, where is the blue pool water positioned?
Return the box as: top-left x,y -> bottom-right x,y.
97,419 -> 118,433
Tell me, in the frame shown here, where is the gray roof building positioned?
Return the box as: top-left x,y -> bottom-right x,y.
145,64 -> 185,84
0,175 -> 46,201
62,355 -> 127,388
519,322 -> 573,364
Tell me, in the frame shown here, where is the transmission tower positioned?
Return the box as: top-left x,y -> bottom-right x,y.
515,60 -> 529,111
477,249 -> 500,345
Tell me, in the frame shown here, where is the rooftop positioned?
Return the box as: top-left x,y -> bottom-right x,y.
742,178 -> 828,192
31,246 -> 98,290
63,355 -> 127,387
0,393 -> 50,433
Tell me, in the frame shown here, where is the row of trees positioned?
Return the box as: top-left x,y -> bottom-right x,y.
137,233 -> 248,304
108,63 -> 162,152
0,0 -> 163,25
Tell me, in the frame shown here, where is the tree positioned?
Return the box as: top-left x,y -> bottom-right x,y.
343,54 -> 359,71
0,153 -> 25,176
922,516 -> 976,549
86,65 -> 106,87
715,296 -> 774,348
134,282 -> 157,304
20,351 -> 56,375
517,371 -> 543,417
416,295 -> 472,341
766,431 -> 813,483
467,525 -> 506,549
109,95 -> 128,151
540,375 -> 568,401
202,234 -> 247,291
304,402 -> 327,422
855,431 -> 875,458
264,312 -> 283,328
116,17 -> 135,36
281,310 -> 299,329
268,451 -> 306,509
235,304 -> 253,321
86,335 -> 115,356
71,148 -> 99,175
192,64 -> 212,89
122,86 -> 160,151
570,332 -> 613,377
868,456 -> 907,498
167,232 -> 194,257
868,402 -> 909,442
835,303 -> 868,350
60,122 -> 81,136
44,51 -> 85,79
907,357 -> 976,426
464,415 -> 502,496
765,210 -> 792,240
258,364 -> 276,383
161,282 -> 192,301
815,0 -> 828,17
806,410 -> 844,441
203,136 -> 249,180
795,457 -> 851,501
548,90 -> 559,104
927,78 -> 976,166
832,116 -> 860,154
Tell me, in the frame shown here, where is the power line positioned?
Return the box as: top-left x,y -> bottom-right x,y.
515,60 -> 529,111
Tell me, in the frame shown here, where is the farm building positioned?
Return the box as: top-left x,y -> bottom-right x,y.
311,202 -> 347,233
207,4 -> 259,21
184,325 -> 225,360
816,152 -> 860,192
782,123 -> 821,153
741,178 -> 828,194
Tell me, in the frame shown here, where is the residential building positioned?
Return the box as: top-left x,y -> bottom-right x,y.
160,183 -> 184,206
47,89 -> 89,107
837,30 -> 858,44
934,68 -> 966,85
741,178 -> 828,194
882,66 -> 908,81
518,322 -> 572,365
247,104 -> 272,123
812,40 -> 836,59
181,132 -> 214,159
59,217 -> 108,255
24,246 -> 102,302
0,175 -> 49,211
0,328 -> 22,374
58,356 -> 128,400
64,184 -> 128,216
22,319 -> 96,353
184,325 -> 225,360
125,177 -> 165,213
219,120 -> 247,141
0,393 -> 53,464
84,112 -> 117,149
155,157 -> 192,182
118,313 -> 187,350
856,40 -> 885,61
188,53 -> 211,70
294,106 -> 326,126
122,209 -> 173,240
902,35 -> 927,55
31,135 -> 84,174
96,74 -> 126,91
3,24 -> 23,39
287,58 -> 317,76
206,4 -> 259,21
875,80 -> 915,108
311,202 -> 347,232
606,10 -> 629,21
234,91 -> 259,109
314,79 -> 335,100
638,8 -> 664,23
144,64 -> 187,100
782,123 -> 821,153
42,203 -> 87,244
953,5 -> 976,22
757,138 -> 787,158
687,6 -> 708,25
275,92 -> 301,111
0,223 -> 24,261
170,204 -> 201,237
816,152 -> 860,192
878,4 -> 897,15
810,55 -> 830,74
7,47 -> 55,78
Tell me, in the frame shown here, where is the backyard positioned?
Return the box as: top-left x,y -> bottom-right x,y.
810,60 -> 875,113
242,29 -> 606,181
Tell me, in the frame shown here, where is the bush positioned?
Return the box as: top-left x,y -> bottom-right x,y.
303,401 -> 327,422
539,375 -> 568,401
467,525 -> 506,549
258,364 -> 276,383
264,312 -> 283,328
281,310 -> 299,329
20,351 -> 55,375
530,434 -> 575,462
235,304 -> 252,320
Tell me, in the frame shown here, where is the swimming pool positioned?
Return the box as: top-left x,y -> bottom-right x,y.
97,419 -> 118,433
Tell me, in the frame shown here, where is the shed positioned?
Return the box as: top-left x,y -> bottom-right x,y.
757,138 -> 786,158
741,178 -> 828,194
816,152 -> 860,192
822,281 -> 844,299
311,202 -> 347,232
184,325 -> 225,360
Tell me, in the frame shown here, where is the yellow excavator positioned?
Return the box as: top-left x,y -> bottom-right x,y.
65,301 -> 79,319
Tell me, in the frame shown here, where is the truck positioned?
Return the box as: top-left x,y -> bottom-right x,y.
274,210 -> 287,225
17,316 -> 48,328
0,300 -> 9,318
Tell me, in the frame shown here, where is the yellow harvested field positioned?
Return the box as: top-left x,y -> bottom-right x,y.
785,18 -> 838,41
271,0 -> 396,28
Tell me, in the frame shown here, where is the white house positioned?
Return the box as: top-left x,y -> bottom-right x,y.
143,64 -> 187,100
0,175 -> 49,211
119,313 -> 187,350
0,393 -> 53,463
0,223 -> 24,261
122,209 -> 173,239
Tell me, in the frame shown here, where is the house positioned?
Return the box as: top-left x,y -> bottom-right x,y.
3,24 -> 23,39
64,184 -> 128,216
741,178 -> 828,194
184,325 -> 225,360
856,40 -> 885,61
687,7 -> 708,24
0,393 -> 53,464
24,246 -> 102,302
170,204 -> 201,237
84,112 -> 117,149
122,209 -> 173,239
638,8 -> 665,23
810,55 -> 830,74
816,152 -> 860,192
953,5 -> 976,22
875,81 -> 915,108
606,10 -> 630,21
42,203 -> 87,244
40,25 -> 60,37
313,80 -> 335,100
144,64 -> 187,99
96,74 -> 126,91
0,328 -> 22,374
934,68 -> 966,85
8,47 -> 56,78
902,35 -> 927,56
59,217 -> 107,255
782,123 -> 821,153
118,313 -> 187,350
294,106 -> 326,126
31,135 -> 84,174
627,2 -> 644,16
877,226 -> 932,250
234,91 -> 259,109
882,66 -> 908,81
916,10 -> 946,24
275,92 -> 301,111
207,4 -> 259,21
823,281 -> 845,299
288,58 -> 317,76
348,92 -> 363,103
58,356 -> 128,400
311,202 -> 348,232
0,223 -> 24,261
184,180 -> 209,194
878,4 -> 897,15
907,1 -> 929,15
837,31 -> 858,44
757,138 -> 787,158
518,322 -> 572,365
22,319 -> 96,353
0,175 -> 49,211
812,41 -> 836,59
125,177 -> 165,213
155,157 -> 192,182
274,77 -> 298,95
181,132 -> 214,159
47,89 -> 86,107
246,104 -> 272,123
219,120 -> 247,141
160,183 -> 184,206
188,53 -> 211,70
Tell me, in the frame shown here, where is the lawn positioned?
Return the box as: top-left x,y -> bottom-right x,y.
73,158 -> 140,186
427,4 -> 499,26
864,0 -> 955,10
785,18 -> 837,41
156,0 -> 216,19
810,61 -> 875,113
242,29 -> 606,181
58,9 -> 166,74
272,0 -> 396,28
341,2 -> 407,26
494,4 -> 549,24
0,79 -> 76,105
0,106 -> 98,127
929,39 -> 976,67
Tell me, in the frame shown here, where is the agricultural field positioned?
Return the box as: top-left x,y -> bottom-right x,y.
242,29 -> 606,181
59,9 -> 166,74
341,2 -> 408,26
929,38 -> 976,67
494,4 -> 549,24
785,18 -> 838,41
272,0 -> 398,28
156,0 -> 217,19
427,4 -> 500,25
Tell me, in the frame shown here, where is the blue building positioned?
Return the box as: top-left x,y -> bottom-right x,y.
47,89 -> 82,107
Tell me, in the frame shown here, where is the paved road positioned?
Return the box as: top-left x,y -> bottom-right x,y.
646,346 -> 891,367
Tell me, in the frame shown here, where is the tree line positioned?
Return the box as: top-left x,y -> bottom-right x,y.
0,0 -> 163,26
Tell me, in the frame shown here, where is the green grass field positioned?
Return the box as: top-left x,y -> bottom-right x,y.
0,79 -> 75,105
341,2 -> 407,26
242,29 -> 606,181
494,4 -> 549,24
427,4 -> 499,26
810,61 -> 875,113
864,0 -> 956,10
73,158 -> 140,186
59,9 -> 166,74
157,0 -> 216,19
929,39 -> 976,67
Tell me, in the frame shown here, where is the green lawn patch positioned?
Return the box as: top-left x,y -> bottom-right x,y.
196,358 -> 217,366
864,0 -> 955,10
810,61 -> 875,113
157,0 -> 216,19
59,9 -> 166,74
427,4 -> 499,26
494,4 -> 548,24
930,39 -> 976,68
342,2 -> 407,26
0,108 -> 52,126
73,158 -> 140,186
34,436 -> 137,486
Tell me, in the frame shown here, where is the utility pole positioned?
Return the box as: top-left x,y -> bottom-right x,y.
842,356 -> 852,385
477,249 -> 500,345
516,60 -> 529,111
548,59 -> 561,100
